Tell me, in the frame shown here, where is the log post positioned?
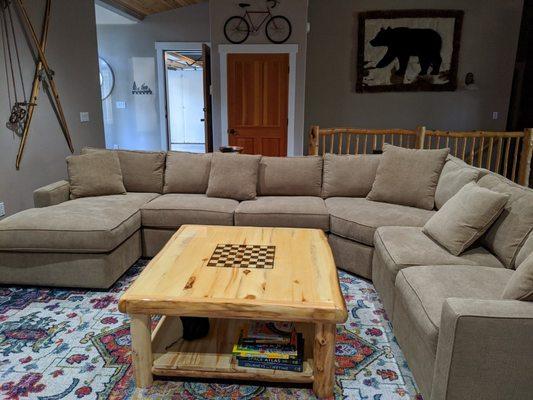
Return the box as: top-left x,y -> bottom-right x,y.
130,314 -> 153,388
415,126 -> 426,149
518,128 -> 533,187
308,125 -> 319,155
313,323 -> 336,398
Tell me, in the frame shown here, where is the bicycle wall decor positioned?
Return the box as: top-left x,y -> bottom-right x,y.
224,0 -> 292,44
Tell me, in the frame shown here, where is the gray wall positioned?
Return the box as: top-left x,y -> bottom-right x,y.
96,2 -> 210,151
304,0 -> 524,152
0,0 -> 104,217
209,0 -> 309,154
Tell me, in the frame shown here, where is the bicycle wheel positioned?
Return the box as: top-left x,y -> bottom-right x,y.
265,15 -> 291,44
224,16 -> 250,44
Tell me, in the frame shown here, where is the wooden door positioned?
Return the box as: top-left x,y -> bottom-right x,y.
202,44 -> 213,152
227,53 -> 289,156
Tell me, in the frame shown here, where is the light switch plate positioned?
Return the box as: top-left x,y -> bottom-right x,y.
0,202 -> 5,217
116,101 -> 126,109
492,111 -> 499,120
80,112 -> 90,122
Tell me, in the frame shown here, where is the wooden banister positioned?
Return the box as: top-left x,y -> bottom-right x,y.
308,125 -> 533,187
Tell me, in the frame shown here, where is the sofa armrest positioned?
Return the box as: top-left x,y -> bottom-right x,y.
431,298 -> 533,400
33,180 -> 70,207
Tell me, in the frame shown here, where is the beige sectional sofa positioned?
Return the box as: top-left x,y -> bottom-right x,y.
0,149 -> 532,400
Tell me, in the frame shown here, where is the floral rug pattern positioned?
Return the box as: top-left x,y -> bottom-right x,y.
0,260 -> 421,400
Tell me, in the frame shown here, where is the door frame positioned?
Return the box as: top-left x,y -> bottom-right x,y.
219,44 -> 298,156
155,41 -> 210,150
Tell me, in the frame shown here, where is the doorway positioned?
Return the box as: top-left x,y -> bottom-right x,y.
227,53 -> 289,156
156,42 -> 212,152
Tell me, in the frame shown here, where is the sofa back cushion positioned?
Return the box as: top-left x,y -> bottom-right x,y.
478,173 -> 533,268
434,156 -> 479,209
67,152 -> 126,199
257,156 -> 322,196
367,144 -> 449,210
164,152 -> 212,194
206,153 -> 261,201
82,147 -> 165,193
423,182 -> 509,256
501,253 -> 533,301
322,153 -> 381,198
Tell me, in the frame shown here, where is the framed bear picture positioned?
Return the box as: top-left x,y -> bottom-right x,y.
356,10 -> 463,92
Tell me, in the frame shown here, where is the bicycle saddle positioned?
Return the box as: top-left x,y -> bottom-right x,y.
238,3 -> 250,7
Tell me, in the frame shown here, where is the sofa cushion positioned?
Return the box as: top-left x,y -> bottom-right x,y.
367,144 -> 449,210
235,196 -> 329,230
67,152 -> 126,199
0,193 -> 158,253
164,152 -> 212,194
321,154 -> 380,198
258,156 -> 322,196
141,194 -> 238,228
374,226 -> 504,276
396,265 -> 512,354
326,197 -> 435,246
423,182 -> 509,255
82,147 -> 165,193
502,253 -> 533,301
477,173 -> 533,268
206,153 -> 261,201
434,156 -> 479,209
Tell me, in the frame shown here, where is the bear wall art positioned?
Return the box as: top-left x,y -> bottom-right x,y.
356,10 -> 463,92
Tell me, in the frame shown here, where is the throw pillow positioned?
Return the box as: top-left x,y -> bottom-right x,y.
82,147 -> 165,193
164,152 -> 212,194
501,252 -> 533,301
67,152 -> 126,199
322,153 -> 381,198
423,182 -> 509,255
206,153 -> 261,201
367,143 -> 449,210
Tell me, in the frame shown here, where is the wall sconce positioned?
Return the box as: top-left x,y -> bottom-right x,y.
464,72 -> 479,90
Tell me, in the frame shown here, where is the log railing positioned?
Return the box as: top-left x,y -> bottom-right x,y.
308,126 -> 533,186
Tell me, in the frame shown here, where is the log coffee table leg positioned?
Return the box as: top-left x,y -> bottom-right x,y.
130,314 -> 153,388
313,323 -> 336,398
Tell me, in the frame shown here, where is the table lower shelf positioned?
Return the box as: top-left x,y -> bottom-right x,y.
151,316 -> 315,384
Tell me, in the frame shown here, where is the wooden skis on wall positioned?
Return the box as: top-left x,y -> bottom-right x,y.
13,0 -> 73,169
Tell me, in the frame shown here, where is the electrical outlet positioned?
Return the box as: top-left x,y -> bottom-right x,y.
0,202 -> 5,217
492,111 -> 499,120
80,112 -> 90,122
113,144 -> 119,150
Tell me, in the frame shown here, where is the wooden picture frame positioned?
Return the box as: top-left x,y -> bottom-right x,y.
356,9 -> 464,92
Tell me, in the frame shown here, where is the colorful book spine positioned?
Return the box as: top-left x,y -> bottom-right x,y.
237,359 -> 303,373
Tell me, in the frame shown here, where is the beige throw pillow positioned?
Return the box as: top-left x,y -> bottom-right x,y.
367,144 -> 449,210
423,182 -> 509,255
82,147 -> 165,193
501,253 -> 533,301
206,153 -> 261,201
67,152 -> 126,199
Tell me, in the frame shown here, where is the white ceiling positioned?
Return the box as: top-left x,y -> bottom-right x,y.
95,3 -> 138,25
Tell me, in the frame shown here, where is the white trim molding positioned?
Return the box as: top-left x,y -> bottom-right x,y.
155,42 -> 208,150
218,44 -> 299,156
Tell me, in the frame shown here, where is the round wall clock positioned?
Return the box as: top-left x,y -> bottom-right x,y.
99,57 -> 114,100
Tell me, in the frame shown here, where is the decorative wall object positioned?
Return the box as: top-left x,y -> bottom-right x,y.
99,57 -> 114,100
132,81 -> 153,95
356,10 -> 463,92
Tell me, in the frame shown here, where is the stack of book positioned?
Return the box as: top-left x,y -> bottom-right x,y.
232,322 -> 304,372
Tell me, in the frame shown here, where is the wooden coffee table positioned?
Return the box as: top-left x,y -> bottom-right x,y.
119,225 -> 347,398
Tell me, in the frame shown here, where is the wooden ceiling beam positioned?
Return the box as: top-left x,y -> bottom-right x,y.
98,0 -> 206,20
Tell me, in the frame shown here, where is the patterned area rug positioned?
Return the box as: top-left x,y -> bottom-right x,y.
0,260 -> 422,400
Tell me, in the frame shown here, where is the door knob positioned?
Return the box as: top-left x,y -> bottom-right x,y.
228,128 -> 238,135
